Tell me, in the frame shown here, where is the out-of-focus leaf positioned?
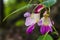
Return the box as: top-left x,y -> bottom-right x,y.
15,1 -> 27,9
37,35 -> 53,40
39,0 -> 43,3
3,0 -> 16,7
58,37 -> 60,40
41,0 -> 57,7
4,0 -> 17,17
15,20 -> 24,26
3,4 -> 33,22
4,1 -> 27,17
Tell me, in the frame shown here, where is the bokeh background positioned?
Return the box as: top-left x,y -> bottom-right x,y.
0,0 -> 60,40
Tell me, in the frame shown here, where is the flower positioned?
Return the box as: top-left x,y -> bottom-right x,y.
24,4 -> 44,34
38,11 -> 53,34
25,13 -> 40,34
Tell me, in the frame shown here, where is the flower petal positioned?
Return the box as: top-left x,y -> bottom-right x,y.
24,12 -> 31,17
40,25 -> 52,34
46,26 -> 52,33
25,17 -> 36,26
40,25 -> 46,34
37,19 -> 42,26
38,17 -> 53,27
47,18 -> 53,27
34,4 -> 44,13
37,18 -> 43,26
26,24 -> 35,34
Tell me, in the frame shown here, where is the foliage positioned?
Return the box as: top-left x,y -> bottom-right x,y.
37,35 -> 53,40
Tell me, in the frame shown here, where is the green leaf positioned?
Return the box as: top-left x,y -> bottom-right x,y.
41,0 -> 57,7
37,35 -> 53,40
15,20 -> 24,26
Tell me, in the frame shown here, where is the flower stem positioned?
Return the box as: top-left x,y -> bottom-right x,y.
2,0 -> 33,22
2,4 -> 33,22
48,7 -> 58,35
52,26 -> 58,34
28,0 -> 33,4
49,7 -> 58,35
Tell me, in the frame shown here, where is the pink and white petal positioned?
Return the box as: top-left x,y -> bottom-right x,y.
26,24 -> 35,34
24,12 -> 31,17
48,18 -> 53,27
25,17 -> 36,26
43,11 -> 47,15
34,4 -> 44,13
49,23 -> 53,27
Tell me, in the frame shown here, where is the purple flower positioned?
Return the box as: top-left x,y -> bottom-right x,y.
38,16 -> 53,34
24,5 -> 53,34
24,12 -> 40,34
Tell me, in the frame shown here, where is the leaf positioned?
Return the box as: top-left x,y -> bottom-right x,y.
41,0 -> 57,7
15,20 -> 24,26
37,35 -> 53,40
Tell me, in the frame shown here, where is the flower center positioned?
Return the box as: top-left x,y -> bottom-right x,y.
31,13 -> 40,22
43,17 -> 50,26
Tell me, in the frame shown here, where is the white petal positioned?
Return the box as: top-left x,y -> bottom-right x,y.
25,17 -> 36,26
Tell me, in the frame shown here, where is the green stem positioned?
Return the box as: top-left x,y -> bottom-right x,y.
49,7 -> 58,35
28,0 -> 33,4
2,4 -> 33,22
52,26 -> 58,33
43,31 -> 49,40
2,0 -> 33,22
49,8 -> 50,13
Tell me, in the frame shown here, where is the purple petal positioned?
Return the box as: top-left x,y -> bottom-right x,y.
40,26 -> 46,34
24,12 -> 31,17
34,5 -> 44,13
25,17 -> 36,26
40,25 -> 52,34
26,24 -> 35,34
45,26 -> 52,33
37,19 -> 42,26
